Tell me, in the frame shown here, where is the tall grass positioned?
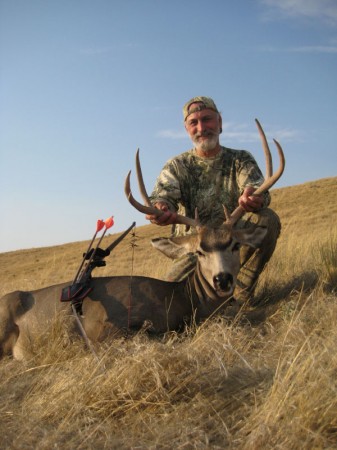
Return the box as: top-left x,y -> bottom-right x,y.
317,233 -> 337,291
1,287 -> 336,448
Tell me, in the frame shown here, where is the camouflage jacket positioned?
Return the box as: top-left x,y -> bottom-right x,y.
150,146 -> 270,236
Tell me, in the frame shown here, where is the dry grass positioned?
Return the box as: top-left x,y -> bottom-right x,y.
0,176 -> 336,449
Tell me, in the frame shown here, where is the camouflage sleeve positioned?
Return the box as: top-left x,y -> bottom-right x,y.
236,151 -> 271,207
149,159 -> 182,211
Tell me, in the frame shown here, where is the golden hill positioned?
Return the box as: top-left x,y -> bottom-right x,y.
0,176 -> 336,296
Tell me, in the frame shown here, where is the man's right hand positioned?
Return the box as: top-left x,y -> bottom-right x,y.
146,201 -> 177,226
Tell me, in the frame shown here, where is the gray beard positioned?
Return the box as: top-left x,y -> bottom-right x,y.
193,134 -> 219,153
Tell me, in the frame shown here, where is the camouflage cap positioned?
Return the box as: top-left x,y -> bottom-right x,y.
183,96 -> 219,121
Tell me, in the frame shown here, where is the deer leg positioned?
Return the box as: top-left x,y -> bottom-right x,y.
0,320 -> 19,358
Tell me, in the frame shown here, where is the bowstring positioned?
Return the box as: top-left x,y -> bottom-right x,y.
128,226 -> 138,330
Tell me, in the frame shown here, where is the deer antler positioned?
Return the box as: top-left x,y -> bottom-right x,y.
126,120 -> 285,230
226,119 -> 285,226
125,149 -> 199,228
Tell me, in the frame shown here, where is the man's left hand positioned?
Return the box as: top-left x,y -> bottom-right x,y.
238,187 -> 264,212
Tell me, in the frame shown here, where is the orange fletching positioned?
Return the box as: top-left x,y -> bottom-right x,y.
104,216 -> 114,229
96,219 -> 105,232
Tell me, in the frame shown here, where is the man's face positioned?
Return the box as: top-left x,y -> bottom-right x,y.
184,104 -> 222,154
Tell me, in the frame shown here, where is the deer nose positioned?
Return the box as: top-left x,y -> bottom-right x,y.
213,273 -> 233,291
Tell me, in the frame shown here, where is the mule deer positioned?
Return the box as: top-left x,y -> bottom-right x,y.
0,120 -> 284,360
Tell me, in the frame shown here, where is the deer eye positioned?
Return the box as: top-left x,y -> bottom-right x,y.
196,250 -> 206,258
232,242 -> 240,252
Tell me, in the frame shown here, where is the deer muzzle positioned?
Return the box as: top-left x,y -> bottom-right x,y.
213,273 -> 234,297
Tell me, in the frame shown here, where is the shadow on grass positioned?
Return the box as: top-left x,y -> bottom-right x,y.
257,270 -> 319,305
240,270 -> 320,326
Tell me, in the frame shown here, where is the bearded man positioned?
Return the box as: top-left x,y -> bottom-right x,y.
146,96 -> 281,303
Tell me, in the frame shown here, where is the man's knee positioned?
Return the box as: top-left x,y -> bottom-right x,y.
235,209 -> 281,301
238,208 -> 281,269
258,208 -> 281,247
242,208 -> 281,245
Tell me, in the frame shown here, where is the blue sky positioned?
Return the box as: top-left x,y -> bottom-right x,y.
1,0 -> 336,252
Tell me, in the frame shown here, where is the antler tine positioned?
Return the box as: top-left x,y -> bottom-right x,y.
226,120 -> 285,227
255,118 -> 273,178
125,170 -> 162,217
253,138 -> 285,196
125,151 -> 199,228
222,204 -> 232,224
135,148 -> 152,207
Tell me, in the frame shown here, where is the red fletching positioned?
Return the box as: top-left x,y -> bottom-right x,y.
104,216 -> 114,229
96,219 -> 105,232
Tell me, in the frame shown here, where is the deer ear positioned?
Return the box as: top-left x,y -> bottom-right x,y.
232,226 -> 268,248
151,235 -> 198,260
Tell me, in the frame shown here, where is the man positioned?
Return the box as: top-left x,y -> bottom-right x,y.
146,96 -> 281,303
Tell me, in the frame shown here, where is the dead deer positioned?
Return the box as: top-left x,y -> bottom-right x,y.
0,120 -> 284,360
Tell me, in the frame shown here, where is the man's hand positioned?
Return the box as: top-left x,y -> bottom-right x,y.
145,201 -> 177,226
238,187 -> 264,212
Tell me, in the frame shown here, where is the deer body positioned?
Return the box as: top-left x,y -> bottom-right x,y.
0,223 -> 265,360
0,278 -> 186,360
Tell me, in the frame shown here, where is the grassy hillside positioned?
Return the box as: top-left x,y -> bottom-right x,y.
1,176 -> 336,295
0,176 -> 336,449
